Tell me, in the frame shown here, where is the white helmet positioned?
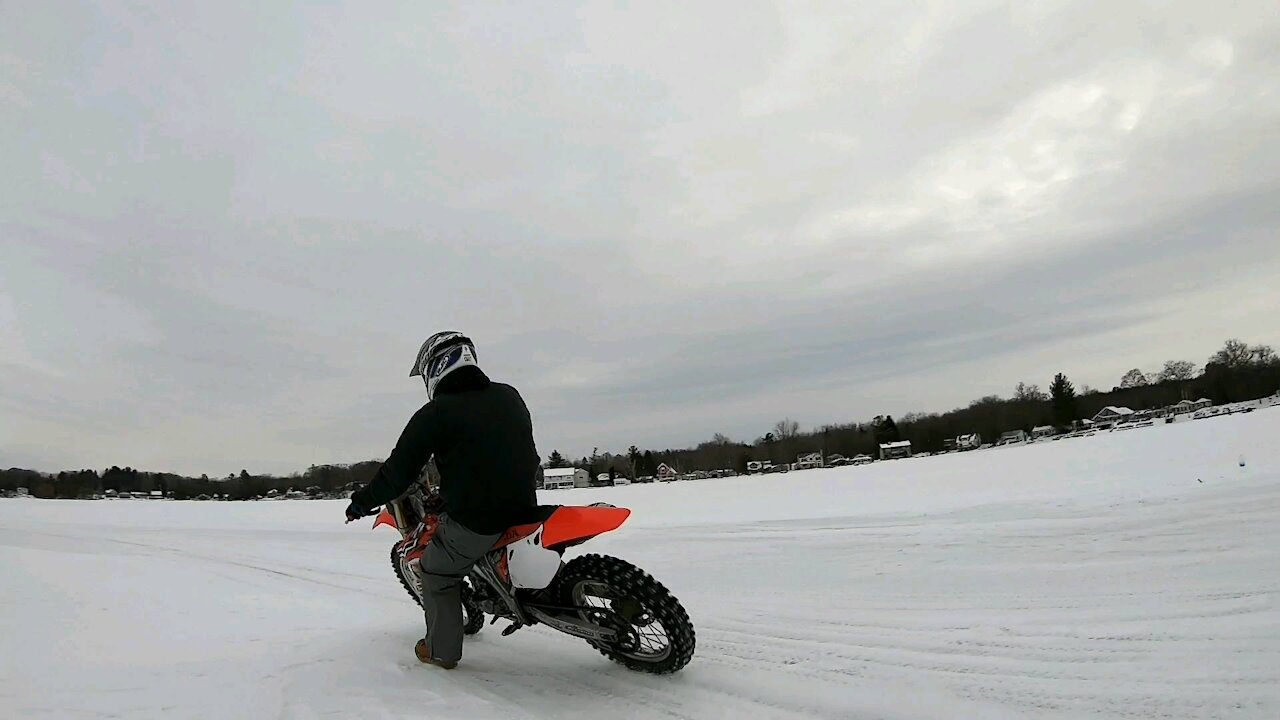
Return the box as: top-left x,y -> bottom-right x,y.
410,331 -> 479,400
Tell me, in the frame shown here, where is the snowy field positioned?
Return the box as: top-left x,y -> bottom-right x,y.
3,409 -> 1279,719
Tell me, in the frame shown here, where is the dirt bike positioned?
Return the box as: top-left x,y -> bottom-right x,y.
371,485 -> 696,674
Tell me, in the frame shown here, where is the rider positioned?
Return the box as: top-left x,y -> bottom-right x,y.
345,331 -> 540,669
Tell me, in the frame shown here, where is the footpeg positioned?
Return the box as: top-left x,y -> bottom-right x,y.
501,623 -> 523,637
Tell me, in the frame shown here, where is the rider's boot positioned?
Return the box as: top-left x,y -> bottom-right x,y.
414,639 -> 458,670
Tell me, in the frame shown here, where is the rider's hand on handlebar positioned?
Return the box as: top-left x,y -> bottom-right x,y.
345,498 -> 374,523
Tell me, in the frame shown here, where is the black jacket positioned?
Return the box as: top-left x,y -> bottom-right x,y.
351,366 -> 539,534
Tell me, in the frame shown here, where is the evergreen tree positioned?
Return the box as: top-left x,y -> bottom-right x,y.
546,450 -> 568,468
1050,372 -> 1078,426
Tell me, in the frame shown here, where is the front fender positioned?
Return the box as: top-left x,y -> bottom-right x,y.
372,507 -> 397,531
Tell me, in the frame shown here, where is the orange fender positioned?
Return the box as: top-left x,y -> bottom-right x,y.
371,508 -> 397,531
540,506 -> 631,549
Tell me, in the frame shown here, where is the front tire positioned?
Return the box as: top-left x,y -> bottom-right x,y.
554,553 -> 695,674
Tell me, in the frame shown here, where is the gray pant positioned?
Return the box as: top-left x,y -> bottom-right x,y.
418,514 -> 500,664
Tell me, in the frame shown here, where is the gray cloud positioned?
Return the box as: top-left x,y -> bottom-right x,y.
2,1 -> 1278,474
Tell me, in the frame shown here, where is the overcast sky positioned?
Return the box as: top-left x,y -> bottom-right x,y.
3,1 -> 1279,476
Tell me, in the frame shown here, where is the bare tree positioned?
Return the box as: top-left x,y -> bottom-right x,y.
1118,368 -> 1148,389
1014,382 -> 1048,401
1210,339 -> 1254,368
1157,360 -> 1197,382
773,418 -> 800,440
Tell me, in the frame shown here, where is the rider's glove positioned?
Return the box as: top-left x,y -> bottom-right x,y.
345,495 -> 373,522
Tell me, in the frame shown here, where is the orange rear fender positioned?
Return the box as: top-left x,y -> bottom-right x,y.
540,506 -> 631,549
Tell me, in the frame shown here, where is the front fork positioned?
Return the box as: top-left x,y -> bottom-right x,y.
389,499 -> 413,541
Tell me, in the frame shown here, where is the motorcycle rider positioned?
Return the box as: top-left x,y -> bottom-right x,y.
345,331 -> 540,669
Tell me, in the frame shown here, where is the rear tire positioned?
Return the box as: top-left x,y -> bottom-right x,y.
554,553 -> 695,674
390,545 -> 484,635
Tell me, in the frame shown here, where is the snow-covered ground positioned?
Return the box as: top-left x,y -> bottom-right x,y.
3,409 -> 1278,719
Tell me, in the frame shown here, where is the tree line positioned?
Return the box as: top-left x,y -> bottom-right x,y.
4,338 -> 1277,498
542,338 -> 1280,479
0,462 -> 387,501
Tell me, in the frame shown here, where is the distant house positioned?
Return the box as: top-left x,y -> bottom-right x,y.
1031,426 -> 1056,440
149,490 -> 165,500
543,467 -> 588,490
878,441 -> 912,461
956,433 -> 982,451
997,430 -> 1028,445
656,463 -> 680,482
795,452 -> 823,470
1092,406 -> 1135,426
851,454 -> 873,465
1171,398 -> 1212,414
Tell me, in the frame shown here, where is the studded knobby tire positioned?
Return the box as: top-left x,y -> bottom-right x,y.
554,553 -> 696,674
390,545 -> 484,635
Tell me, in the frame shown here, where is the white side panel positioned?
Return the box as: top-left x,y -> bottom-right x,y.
506,532 -> 562,589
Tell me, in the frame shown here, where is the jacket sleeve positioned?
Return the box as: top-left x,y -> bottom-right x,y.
351,404 -> 440,510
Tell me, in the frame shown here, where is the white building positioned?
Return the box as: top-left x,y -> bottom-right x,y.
1092,406 -> 1135,427
543,467 -> 588,490
878,441 -> 912,461
1031,426 -> 1056,440
795,452 -> 823,470
955,433 -> 982,451
1171,399 -> 1212,415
